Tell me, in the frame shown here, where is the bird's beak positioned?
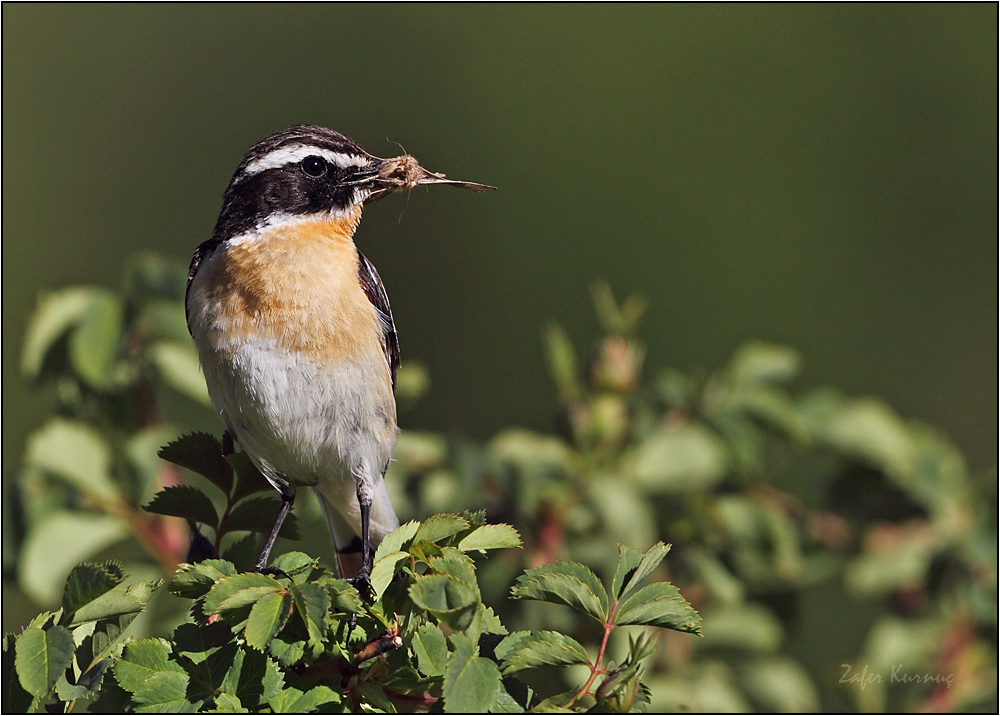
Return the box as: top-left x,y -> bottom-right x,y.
352,155 -> 496,204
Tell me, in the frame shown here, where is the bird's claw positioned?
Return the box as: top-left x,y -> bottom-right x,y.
255,565 -> 293,581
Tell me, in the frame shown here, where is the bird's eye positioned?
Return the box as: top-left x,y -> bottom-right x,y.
301,155 -> 327,177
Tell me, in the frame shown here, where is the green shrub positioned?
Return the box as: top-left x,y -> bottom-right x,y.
3,255 -> 995,712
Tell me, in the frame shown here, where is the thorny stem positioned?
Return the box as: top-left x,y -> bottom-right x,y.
568,601 -> 618,706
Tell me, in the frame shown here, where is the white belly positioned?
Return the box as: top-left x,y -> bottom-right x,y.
198,332 -> 397,494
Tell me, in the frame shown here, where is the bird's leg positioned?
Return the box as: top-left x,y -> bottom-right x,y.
346,486 -> 373,596
253,487 -> 294,578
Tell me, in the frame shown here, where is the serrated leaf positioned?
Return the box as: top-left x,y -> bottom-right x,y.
144,485 -> 220,529
19,511 -> 129,606
412,623 -> 449,677
499,631 -> 591,675
269,685 -> 340,713
620,542 -> 671,601
203,573 -> 283,614
245,592 -> 293,650
2,635 -> 34,713
62,562 -> 126,616
69,290 -> 123,389
409,574 -> 480,632
25,418 -> 119,501
132,670 -> 196,712
611,544 -> 644,600
14,625 -> 75,697
270,552 -> 315,582
226,495 -> 300,539
442,633 -> 501,713
158,432 -> 234,496
614,581 -> 702,634
428,548 -> 478,587
211,692 -> 247,712
414,513 -> 470,544
169,560 -> 236,599
71,579 -> 161,625
227,452 -> 271,503
173,621 -> 234,664
220,648 -> 284,709
149,340 -> 211,405
510,561 -> 609,623
370,551 -> 409,599
113,638 -> 185,692
325,579 -> 363,613
289,583 -> 329,644
457,524 -> 523,552
373,520 -> 420,562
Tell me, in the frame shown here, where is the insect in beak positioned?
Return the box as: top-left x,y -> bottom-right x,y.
357,154 -> 496,203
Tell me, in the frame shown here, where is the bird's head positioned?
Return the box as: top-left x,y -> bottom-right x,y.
212,125 -> 494,241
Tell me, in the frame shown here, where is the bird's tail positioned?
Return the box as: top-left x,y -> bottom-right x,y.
314,479 -> 399,580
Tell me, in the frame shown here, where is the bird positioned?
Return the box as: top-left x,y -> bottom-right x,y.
185,125 -> 494,588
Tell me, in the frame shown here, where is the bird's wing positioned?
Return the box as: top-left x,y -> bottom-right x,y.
185,238 -> 221,332
357,250 -> 400,394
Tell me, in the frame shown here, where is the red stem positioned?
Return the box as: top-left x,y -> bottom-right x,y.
569,601 -> 617,706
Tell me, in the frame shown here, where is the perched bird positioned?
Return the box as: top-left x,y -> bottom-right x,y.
185,125 -> 493,587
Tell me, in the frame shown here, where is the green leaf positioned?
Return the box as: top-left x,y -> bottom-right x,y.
269,685 -> 340,713
414,513 -> 469,544
19,511 -> 129,606
169,560 -> 236,599
158,432 -> 234,496
409,574 -> 480,632
21,286 -> 107,378
132,670 -> 195,713
2,635 -> 34,713
412,623 -> 449,677
211,692 -> 247,712
221,535 -> 258,573
325,580 -> 363,614
220,648 -> 284,709
498,631 -> 591,675
510,561 -> 609,623
173,622 -> 234,665
370,551 -> 409,599
71,579 -> 161,625
149,340 -> 211,405
203,573 -> 283,614
457,524 -> 523,553
442,633 -> 501,713
69,289 -> 123,389
619,542 -> 671,601
816,397 -> 916,477
631,423 -> 729,493
62,561 -> 126,616
14,625 -> 75,698
611,544 -> 644,600
543,322 -> 580,401
226,495 -> 300,539
227,452 -> 271,503
244,591 -> 293,650
25,418 -> 119,501
613,582 -> 702,635
270,552 -> 316,583
728,341 -> 801,385
113,638 -> 185,693
374,520 -> 421,562
144,485 -> 220,529
289,583 -> 330,644
700,604 -> 783,652
428,548 -> 478,587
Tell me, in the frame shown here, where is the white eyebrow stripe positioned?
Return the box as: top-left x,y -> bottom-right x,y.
242,145 -> 370,176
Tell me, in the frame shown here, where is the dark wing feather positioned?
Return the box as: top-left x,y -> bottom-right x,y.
357,251 -> 400,393
185,238 -> 221,333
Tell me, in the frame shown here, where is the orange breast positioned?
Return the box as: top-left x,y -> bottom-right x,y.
201,208 -> 383,363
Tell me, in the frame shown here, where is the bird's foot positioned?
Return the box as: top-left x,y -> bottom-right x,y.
346,571 -> 372,597
254,564 -> 292,581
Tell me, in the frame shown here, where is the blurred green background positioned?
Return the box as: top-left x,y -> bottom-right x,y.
3,4 -> 996,474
